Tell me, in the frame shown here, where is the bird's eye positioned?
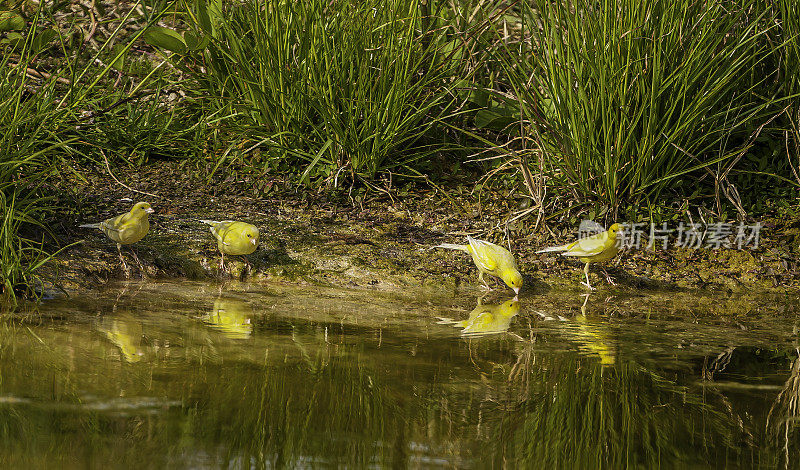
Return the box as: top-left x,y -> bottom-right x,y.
247,233 -> 251,237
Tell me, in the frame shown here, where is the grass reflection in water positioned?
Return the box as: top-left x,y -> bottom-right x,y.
0,281 -> 797,468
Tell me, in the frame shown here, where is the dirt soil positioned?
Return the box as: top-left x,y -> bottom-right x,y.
40,160 -> 800,298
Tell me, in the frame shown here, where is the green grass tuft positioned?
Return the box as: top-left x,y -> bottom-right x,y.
495,0 -> 779,218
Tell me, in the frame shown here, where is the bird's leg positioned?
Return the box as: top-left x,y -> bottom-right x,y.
479,271 -> 492,291
219,252 -> 226,277
130,246 -> 146,278
581,262 -> 595,290
116,243 -> 130,278
243,256 -> 252,280
601,267 -> 616,285
580,292 -> 591,314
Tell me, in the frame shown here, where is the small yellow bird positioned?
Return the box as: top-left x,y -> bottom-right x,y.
536,223 -> 621,290
79,201 -> 154,271
439,296 -> 521,336
200,220 -> 260,271
436,236 -> 523,294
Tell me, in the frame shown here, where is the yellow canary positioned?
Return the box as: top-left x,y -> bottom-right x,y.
200,220 -> 259,270
80,201 -> 153,271
536,223 -> 621,290
203,298 -> 253,339
439,296 -> 521,336
436,237 -> 523,294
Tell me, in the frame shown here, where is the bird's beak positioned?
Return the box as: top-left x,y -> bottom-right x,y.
513,286 -> 520,295
513,294 -> 519,301
145,208 -> 155,214
251,238 -> 257,245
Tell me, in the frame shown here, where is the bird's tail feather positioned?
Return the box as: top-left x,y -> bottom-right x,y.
436,317 -> 469,328
435,243 -> 468,252
536,245 -> 569,254
79,223 -> 101,229
199,219 -> 220,226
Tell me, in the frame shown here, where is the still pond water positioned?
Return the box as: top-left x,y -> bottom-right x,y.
1,280 -> 799,468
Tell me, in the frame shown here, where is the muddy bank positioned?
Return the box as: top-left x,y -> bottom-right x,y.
42,162 -> 800,298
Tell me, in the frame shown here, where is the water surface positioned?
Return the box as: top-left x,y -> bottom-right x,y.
1,281 -> 799,468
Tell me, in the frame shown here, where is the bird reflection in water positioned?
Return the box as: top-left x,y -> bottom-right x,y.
534,294 -> 617,365
571,294 -> 616,365
439,296 -> 521,337
97,315 -> 144,363
203,297 -> 254,339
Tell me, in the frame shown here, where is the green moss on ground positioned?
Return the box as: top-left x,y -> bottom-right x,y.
38,162 -> 800,299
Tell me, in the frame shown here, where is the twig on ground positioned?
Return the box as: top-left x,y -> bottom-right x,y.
101,149 -> 165,200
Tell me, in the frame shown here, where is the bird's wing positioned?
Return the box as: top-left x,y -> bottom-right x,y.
561,231 -> 610,257
468,311 -> 494,330
100,213 -> 126,233
207,221 -> 225,242
96,221 -> 117,233
117,210 -> 148,233
467,237 -> 498,272
116,210 -> 134,227
215,221 -> 238,245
